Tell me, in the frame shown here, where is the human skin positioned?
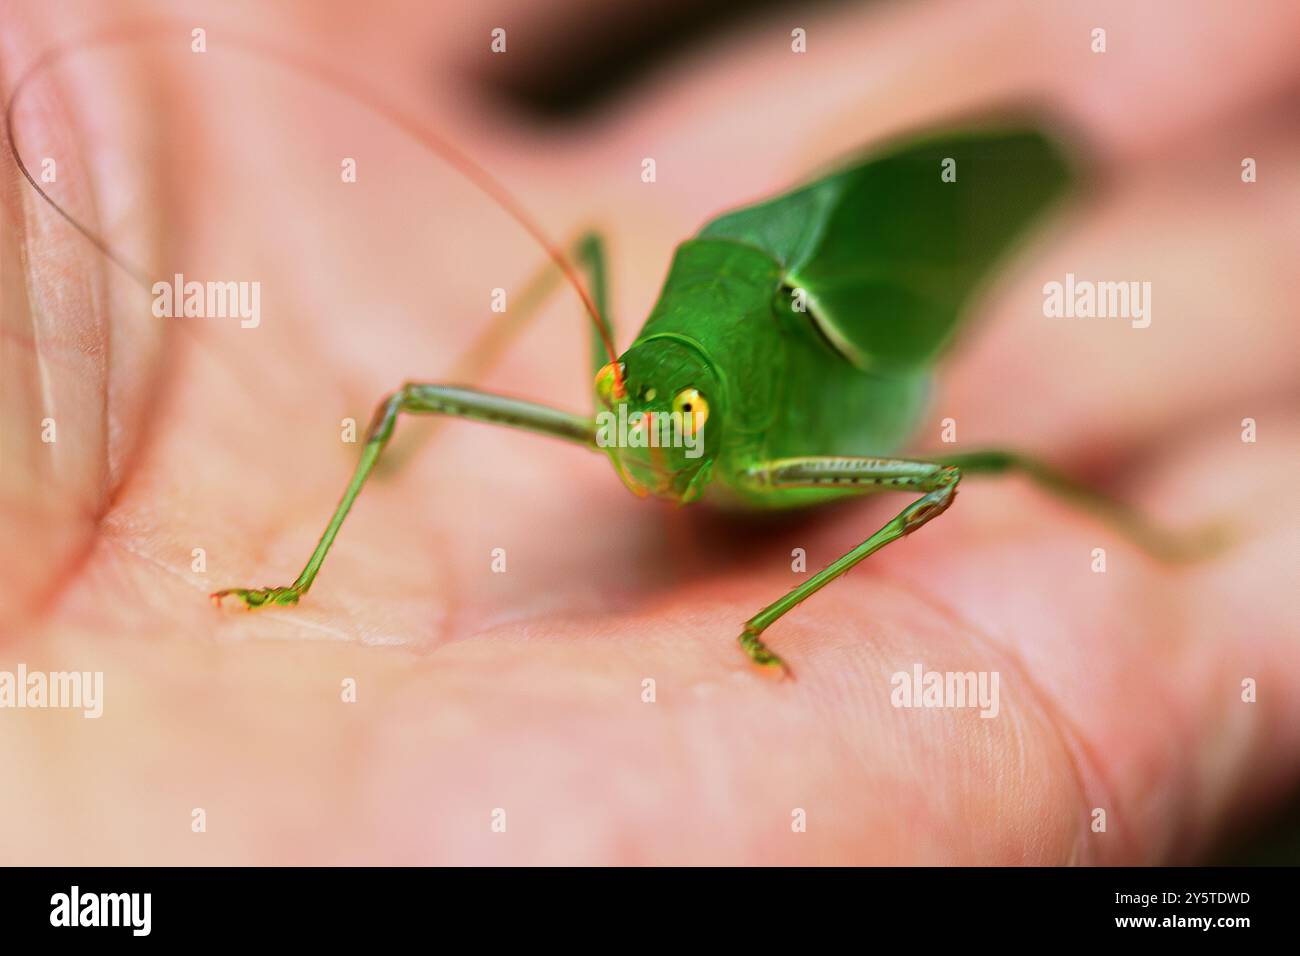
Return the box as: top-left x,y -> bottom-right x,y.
0,0 -> 1297,864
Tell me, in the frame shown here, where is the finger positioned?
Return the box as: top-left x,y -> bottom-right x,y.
0,0 -> 169,623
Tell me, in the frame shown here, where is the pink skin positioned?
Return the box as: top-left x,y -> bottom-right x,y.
1,0 -> 1297,863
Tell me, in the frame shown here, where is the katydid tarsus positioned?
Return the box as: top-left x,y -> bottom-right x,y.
8,23 -> 1216,676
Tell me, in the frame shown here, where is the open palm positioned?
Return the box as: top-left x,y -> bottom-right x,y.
2,0 -> 1296,863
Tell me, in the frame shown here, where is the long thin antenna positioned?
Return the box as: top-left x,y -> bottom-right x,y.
4,17 -> 623,387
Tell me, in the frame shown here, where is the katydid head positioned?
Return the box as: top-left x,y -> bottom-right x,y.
594,337 -> 720,503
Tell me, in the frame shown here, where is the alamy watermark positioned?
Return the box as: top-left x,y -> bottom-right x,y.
1042,272 -> 1151,328
50,886 -> 150,936
0,664 -> 103,718
152,272 -> 261,328
595,406 -> 702,458
890,663 -> 1000,718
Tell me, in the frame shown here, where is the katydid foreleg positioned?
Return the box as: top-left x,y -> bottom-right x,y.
211,386 -> 596,608
737,458 -> 963,674
213,228 -> 616,610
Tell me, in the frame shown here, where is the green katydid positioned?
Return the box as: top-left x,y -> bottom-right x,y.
7,23 -> 1212,675
208,123 -> 1208,675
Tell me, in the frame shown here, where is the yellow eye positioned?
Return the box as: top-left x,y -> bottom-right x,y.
672,387 -> 708,433
595,362 -> 624,405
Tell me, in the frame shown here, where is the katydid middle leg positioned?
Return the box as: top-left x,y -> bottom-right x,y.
930,449 -> 1227,561
574,231 -> 616,380
213,231 -> 615,610
447,229 -> 613,386
211,386 -> 596,608
383,229 -> 614,470
737,457 -> 963,674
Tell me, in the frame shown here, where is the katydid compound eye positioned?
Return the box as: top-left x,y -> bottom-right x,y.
672,388 -> 708,432
595,362 -> 625,404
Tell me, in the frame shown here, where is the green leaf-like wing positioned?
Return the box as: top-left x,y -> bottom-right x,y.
698,126 -> 1074,371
